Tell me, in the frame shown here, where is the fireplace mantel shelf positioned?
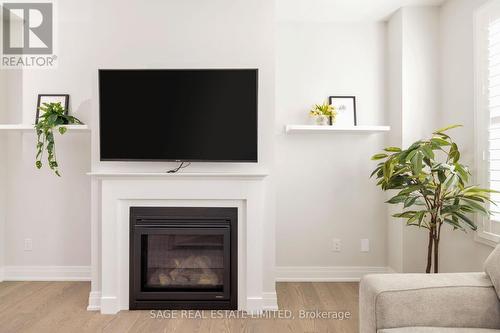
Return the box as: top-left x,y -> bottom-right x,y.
87,171 -> 269,179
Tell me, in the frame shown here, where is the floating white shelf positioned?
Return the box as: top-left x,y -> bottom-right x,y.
285,125 -> 390,134
0,124 -> 89,132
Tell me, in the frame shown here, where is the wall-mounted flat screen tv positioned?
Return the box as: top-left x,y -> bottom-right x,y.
99,69 -> 258,162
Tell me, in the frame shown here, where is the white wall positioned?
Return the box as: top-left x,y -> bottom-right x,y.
1,65 -> 27,273
88,0 -> 275,174
0,71 -> 5,279
2,0 -> 276,285
401,7 -> 441,147
385,1 -> 496,273
2,0 -> 496,282
86,0 -> 276,297
0,145 -> 3,280
401,6 -> 441,273
2,0 -> 92,269
5,132 -> 91,267
386,6 -> 442,273
437,0 -> 493,272
386,9 -> 404,272
1,0 -> 277,298
275,22 -> 388,271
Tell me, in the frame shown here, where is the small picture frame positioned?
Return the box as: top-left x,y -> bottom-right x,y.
329,96 -> 357,126
36,94 -> 70,124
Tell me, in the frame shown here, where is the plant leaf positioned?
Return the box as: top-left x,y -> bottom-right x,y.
433,124 -> 462,134
453,212 -> 478,231
384,147 -> 402,152
371,153 -> 388,160
421,145 -> 434,159
460,198 -> 489,215
430,137 -> 451,146
404,196 -> 418,208
411,151 -> 423,174
387,194 -> 407,204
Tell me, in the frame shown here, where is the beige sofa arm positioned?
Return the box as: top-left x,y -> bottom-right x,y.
359,273 -> 500,333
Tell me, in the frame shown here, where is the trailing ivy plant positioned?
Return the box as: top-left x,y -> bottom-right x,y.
35,102 -> 83,177
371,125 -> 496,273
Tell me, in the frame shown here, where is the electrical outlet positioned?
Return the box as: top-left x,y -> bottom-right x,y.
361,238 -> 370,252
24,238 -> 32,251
332,238 -> 341,252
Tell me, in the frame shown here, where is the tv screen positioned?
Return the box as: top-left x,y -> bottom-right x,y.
99,69 -> 258,162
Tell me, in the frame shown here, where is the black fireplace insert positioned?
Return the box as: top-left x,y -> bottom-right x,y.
129,207 -> 237,310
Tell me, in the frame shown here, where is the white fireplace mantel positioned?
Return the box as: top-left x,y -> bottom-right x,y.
88,171 -> 276,314
87,171 -> 269,178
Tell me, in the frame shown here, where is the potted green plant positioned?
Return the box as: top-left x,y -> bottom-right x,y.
35,102 -> 83,177
370,125 -> 496,273
309,102 -> 337,126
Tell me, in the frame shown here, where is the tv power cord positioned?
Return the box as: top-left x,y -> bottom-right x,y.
166,161 -> 191,173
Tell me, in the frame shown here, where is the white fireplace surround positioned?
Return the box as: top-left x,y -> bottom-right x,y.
88,172 -> 276,314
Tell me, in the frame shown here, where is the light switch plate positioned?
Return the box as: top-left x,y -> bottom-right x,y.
24,238 -> 32,251
332,238 -> 341,252
361,238 -> 370,252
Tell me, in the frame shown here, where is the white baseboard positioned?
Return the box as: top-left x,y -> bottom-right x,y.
275,266 -> 391,282
386,266 -> 398,273
2,266 -> 91,281
87,291 -> 101,311
100,296 -> 120,314
262,292 -> 278,311
0,266 -> 4,282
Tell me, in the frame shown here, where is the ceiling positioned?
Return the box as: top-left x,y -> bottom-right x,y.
276,0 -> 447,22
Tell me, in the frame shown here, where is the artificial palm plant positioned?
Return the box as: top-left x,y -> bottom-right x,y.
371,125 -> 496,273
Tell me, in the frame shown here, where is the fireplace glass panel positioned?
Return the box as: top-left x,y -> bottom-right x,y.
142,233 -> 225,292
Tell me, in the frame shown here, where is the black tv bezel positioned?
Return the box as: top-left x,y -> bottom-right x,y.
98,68 -> 259,163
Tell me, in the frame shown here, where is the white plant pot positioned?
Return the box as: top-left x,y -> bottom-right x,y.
312,115 -> 330,126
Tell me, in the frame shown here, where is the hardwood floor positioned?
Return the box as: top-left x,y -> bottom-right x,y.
0,282 -> 359,333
